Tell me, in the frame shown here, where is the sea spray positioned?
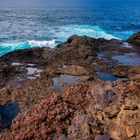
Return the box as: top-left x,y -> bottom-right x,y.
0,25 -> 134,56
0,40 -> 57,56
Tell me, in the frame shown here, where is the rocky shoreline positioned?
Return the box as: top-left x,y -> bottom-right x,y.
0,32 -> 139,140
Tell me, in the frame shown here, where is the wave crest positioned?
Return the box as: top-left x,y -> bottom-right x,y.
0,40 -> 57,56
55,25 -> 118,41
0,24 -> 134,56
55,25 -> 133,41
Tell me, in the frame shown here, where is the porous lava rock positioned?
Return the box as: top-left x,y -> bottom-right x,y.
0,33 -> 139,140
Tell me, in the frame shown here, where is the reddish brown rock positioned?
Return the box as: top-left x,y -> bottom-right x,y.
0,34 -> 139,140
61,65 -> 90,76
10,94 -> 75,140
0,77 -> 138,140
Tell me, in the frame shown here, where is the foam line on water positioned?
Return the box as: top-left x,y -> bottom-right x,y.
0,40 -> 57,56
55,25 -> 134,41
0,24 -> 134,56
55,25 -> 118,41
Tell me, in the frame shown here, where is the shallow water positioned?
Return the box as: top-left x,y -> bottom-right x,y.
95,134 -> 112,140
52,74 -> 78,91
113,53 -> 140,66
97,52 -> 108,59
26,67 -> 43,79
122,42 -> 132,48
0,102 -> 20,129
97,72 -> 118,81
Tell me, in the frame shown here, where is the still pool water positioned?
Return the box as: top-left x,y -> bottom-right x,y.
113,53 -> 140,66
0,102 -> 20,130
52,74 -> 78,91
97,72 -> 118,81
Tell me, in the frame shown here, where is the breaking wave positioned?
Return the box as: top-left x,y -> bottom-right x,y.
54,25 -> 133,41
0,40 -> 57,56
55,25 -> 118,41
0,25 -> 134,56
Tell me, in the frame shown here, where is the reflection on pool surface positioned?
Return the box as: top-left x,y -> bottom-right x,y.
52,74 -> 78,91
0,102 -> 20,130
97,52 -> 108,58
97,72 -> 118,81
113,53 -> 140,66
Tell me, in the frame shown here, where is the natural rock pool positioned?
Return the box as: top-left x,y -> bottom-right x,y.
97,72 -> 118,81
52,74 -> 78,91
112,53 -> 140,66
26,67 -> 43,80
0,102 -> 20,130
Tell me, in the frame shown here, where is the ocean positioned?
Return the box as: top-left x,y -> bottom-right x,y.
0,0 -> 140,55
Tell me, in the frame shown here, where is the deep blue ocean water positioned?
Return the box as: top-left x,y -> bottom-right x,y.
0,0 -> 140,55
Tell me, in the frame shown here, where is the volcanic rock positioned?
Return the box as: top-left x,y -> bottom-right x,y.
0,34 -> 139,140
60,65 -> 90,76
127,32 -> 140,46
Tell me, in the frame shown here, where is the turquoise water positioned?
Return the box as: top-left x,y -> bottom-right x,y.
0,25 -> 134,56
0,0 -> 140,55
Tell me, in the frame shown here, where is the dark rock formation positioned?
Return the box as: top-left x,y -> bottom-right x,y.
127,32 -> 140,46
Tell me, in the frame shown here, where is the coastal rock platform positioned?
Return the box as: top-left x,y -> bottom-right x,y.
0,33 -> 139,140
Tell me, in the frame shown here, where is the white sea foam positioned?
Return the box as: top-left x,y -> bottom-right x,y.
55,25 -> 119,41
0,40 -> 57,55
0,24 -> 134,56
0,40 -> 56,48
28,40 -> 56,48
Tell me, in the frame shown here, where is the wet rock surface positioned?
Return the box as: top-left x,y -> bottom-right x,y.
0,33 -> 139,139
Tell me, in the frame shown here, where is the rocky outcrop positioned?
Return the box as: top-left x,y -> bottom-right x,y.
127,32 -> 140,46
0,78 -> 139,140
60,65 -> 90,76
0,35 -> 106,66
0,47 -> 51,64
10,94 -> 75,140
0,33 -> 139,139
